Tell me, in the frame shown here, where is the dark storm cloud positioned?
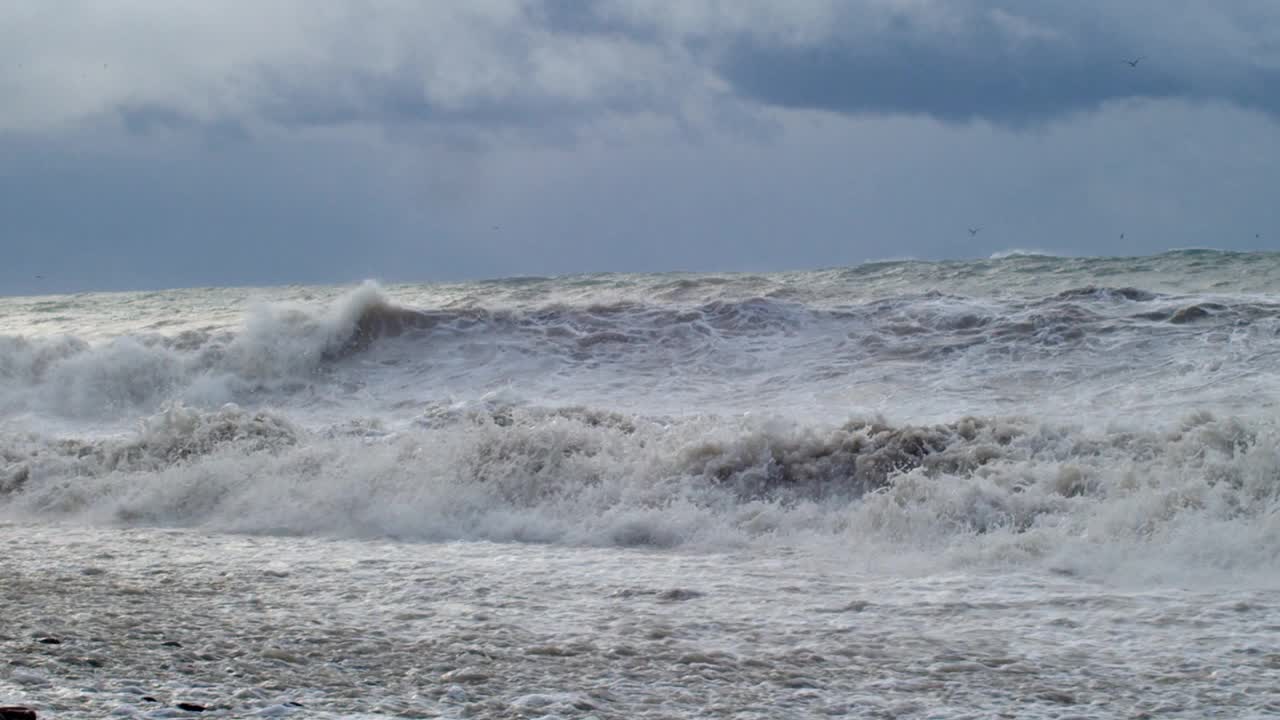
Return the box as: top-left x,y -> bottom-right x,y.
712,3 -> 1280,125
718,37 -> 1195,126
535,0 -> 651,39
249,63 -> 662,139
117,103 -> 251,146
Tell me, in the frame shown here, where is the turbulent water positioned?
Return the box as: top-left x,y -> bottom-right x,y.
3,250 -> 1280,718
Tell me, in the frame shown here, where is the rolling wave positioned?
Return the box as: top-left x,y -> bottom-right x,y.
2,402 -> 1277,582
3,277 -> 1280,424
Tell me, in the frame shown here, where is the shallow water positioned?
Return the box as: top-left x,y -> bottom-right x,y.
3,524 -> 1278,719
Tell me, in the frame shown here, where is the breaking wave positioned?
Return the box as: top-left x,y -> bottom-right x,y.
5,277 -> 1280,423
3,402 -> 1279,582
0,283 -> 403,417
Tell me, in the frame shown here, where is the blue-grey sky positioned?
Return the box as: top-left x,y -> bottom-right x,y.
3,0 -> 1279,293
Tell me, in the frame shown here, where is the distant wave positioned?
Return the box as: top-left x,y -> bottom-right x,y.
5,277 -> 1280,422
988,248 -> 1066,259
1163,247 -> 1246,255
1051,286 -> 1158,302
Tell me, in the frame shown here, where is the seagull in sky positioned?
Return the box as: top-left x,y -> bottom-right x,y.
1125,56 -> 1145,68
968,227 -> 981,237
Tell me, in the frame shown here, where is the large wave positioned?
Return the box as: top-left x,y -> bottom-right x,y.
0,283 -> 403,417
3,402 -> 1278,583
5,277 -> 1280,423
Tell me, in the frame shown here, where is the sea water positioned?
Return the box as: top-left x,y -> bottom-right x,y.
2,250 -> 1279,717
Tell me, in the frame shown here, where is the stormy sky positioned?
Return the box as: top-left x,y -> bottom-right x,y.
2,0 -> 1279,293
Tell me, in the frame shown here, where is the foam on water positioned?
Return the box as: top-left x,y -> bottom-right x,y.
0,282 -> 404,420
3,399 -> 1278,585
3,525 -> 1278,718
6,276 -> 1280,427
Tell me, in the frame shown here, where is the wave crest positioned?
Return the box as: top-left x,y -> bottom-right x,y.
4,405 -> 1278,583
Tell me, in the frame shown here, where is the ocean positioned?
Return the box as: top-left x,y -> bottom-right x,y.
2,249 -> 1279,718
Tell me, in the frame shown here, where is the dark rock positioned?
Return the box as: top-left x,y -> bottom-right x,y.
176,703 -> 206,712
0,707 -> 37,720
285,701 -> 304,707
141,697 -> 157,703
161,641 -> 182,648
36,638 -> 61,645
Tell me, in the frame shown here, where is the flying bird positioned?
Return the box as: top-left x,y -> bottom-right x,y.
1125,57 -> 1145,68
1120,233 -> 1125,240
968,227 -> 981,237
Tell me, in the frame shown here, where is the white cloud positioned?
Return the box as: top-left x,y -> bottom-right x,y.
0,1 -> 704,141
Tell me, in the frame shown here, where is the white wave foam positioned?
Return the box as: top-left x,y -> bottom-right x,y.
989,248 -> 1066,259
8,267 -> 1280,433
0,282 -> 396,421
4,407 -> 1278,585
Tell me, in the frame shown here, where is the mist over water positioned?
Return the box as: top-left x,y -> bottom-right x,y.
4,250 -> 1280,584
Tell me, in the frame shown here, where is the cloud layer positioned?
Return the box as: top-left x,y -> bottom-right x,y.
713,2 -> 1280,125
2,1 -> 1279,292
8,1 -> 1279,136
